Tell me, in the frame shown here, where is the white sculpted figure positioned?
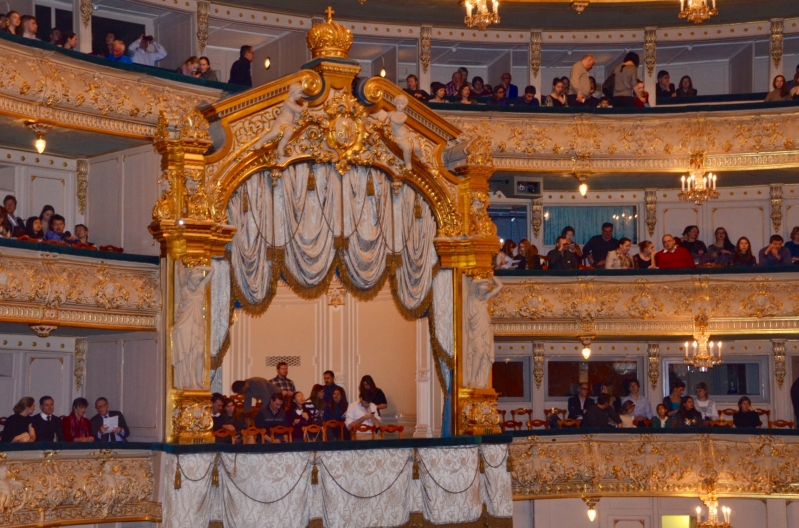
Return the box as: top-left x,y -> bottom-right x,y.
388,94 -> 416,169
0,464 -> 21,513
465,276 -> 503,389
172,262 -> 214,390
254,82 -> 307,158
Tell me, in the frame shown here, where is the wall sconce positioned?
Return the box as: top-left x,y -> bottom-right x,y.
264,57 -> 271,70
26,122 -> 53,154
380,68 -> 386,77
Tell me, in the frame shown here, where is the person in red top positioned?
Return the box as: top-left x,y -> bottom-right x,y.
657,234 -> 696,269
62,397 -> 94,442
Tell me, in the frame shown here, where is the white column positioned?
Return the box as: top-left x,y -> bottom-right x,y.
528,30 -> 542,102
767,499 -> 788,528
72,0 -> 93,53
644,27 -> 657,107
770,19 -> 785,88
414,318 -> 433,437
418,26 -> 432,95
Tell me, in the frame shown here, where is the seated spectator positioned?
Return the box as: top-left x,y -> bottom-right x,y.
404,74 -> 429,101
544,78 -> 567,107
634,240 -> 658,269
488,85 -> 509,106
675,75 -> 697,98
672,397 -> 702,428
211,393 -> 225,432
611,52 -> 640,108
456,84 -> 474,105
3,11 -> 21,35
74,224 -> 93,245
633,81 -> 650,108
560,76 -> 570,95
345,392 -> 381,437
788,64 -> 799,90
58,31 -> 78,50
652,404 -> 670,428
91,397 -> 130,442
514,85 -> 540,107
601,383 -> 621,412
129,35 -> 167,67
30,395 -> 64,442
732,396 -> 762,428
693,382 -> 716,425
218,398 -> 245,443
497,72 -> 518,99
1,397 -> 36,442
581,393 -> 621,428
48,28 -> 61,45
309,384 -> 326,426
765,75 -> 789,102
561,226 -> 584,259
583,222 -> 619,267
104,32 -> 116,56
19,15 -> 37,40
546,235 -> 580,270
323,387 -> 349,440
586,76 -> 601,106
567,382 -> 594,422
198,57 -> 218,81
471,76 -> 491,97
107,40 -> 132,64
176,56 -> 200,77
657,234 -> 695,269
605,237 -> 634,269
708,227 -> 735,265
656,70 -> 676,98
286,391 -> 313,441
62,397 -> 94,442
445,71 -> 463,97
622,379 -> 653,421
759,234 -> 792,266
255,392 -> 287,442
359,375 -> 387,414
39,205 -> 54,233
680,225 -> 708,264
517,239 -> 543,270
495,239 -> 516,269
0,206 -> 12,238
598,97 -> 611,108
24,216 -> 44,239
790,73 -> 799,100
786,226 -> 799,263
0,15 -> 7,33
618,400 -> 636,428
44,214 -> 78,243
732,236 -> 757,266
323,370 -> 346,403
429,82 -> 447,103
229,45 -> 253,87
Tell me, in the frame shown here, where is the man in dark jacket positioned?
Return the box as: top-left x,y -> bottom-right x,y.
229,45 -> 254,87
567,383 -> 595,421
791,375 -> 799,429
90,397 -> 130,442
546,236 -> 580,270
30,396 -> 64,442
582,394 -> 622,428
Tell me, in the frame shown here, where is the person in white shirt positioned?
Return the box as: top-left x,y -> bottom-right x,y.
621,379 -> 653,422
693,382 -> 717,424
128,35 -> 167,67
345,393 -> 381,438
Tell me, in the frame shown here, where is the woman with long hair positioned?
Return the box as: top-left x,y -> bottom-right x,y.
708,227 -> 735,265
59,31 -> 78,50
359,375 -> 387,414
676,75 -> 698,98
323,387 -> 349,440
634,240 -> 658,269
488,85 -> 509,106
544,78 -> 567,107
286,391 -> 314,442
456,84 -> 475,105
516,239 -> 542,270
176,56 -> 200,77
561,226 -> 583,259
611,52 -> 640,107
3,11 -> 20,35
495,239 -> 516,269
732,237 -> 757,267
663,379 -> 686,418
693,382 -> 717,426
309,384 -> 326,425
680,225 -> 708,264
765,75 -> 790,102
39,205 -> 55,233
219,398 -> 245,444
674,396 -> 702,428
1,397 -> 36,442
24,216 -> 44,239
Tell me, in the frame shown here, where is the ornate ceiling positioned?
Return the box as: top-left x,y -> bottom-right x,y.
216,0 -> 799,31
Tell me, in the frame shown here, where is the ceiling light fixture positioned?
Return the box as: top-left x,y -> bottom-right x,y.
580,336 -> 593,360
684,314 -> 723,372
583,496 -> 599,522
463,0 -> 499,31
380,68 -> 386,77
264,57 -> 271,69
26,122 -> 53,154
678,152 -> 719,205
678,0 -> 718,25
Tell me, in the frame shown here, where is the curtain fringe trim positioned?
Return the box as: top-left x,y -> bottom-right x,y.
304,506 -> 512,528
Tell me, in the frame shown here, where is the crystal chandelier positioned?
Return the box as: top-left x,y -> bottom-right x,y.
684,314 -> 722,372
697,505 -> 732,528
463,0 -> 499,31
678,152 -> 719,205
679,0 -> 718,24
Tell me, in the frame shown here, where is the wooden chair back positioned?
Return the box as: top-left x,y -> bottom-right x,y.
545,408 -> 567,421
755,408 -> 772,420
557,419 -> 581,428
768,419 -> 794,429
245,399 -> 263,420
708,419 -> 734,428
240,426 -> 267,443
228,394 -> 246,419
212,429 -> 236,440
633,419 -> 652,427
269,425 -> 293,443
498,410 -> 507,421
499,420 -> 523,432
526,419 -> 549,430
718,409 -> 738,420
323,420 -> 346,441
302,424 -> 326,442
511,408 -> 532,422
379,424 -> 404,439
350,424 -> 376,439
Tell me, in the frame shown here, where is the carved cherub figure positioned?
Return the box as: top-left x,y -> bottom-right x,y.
254,82 -> 307,158
0,464 -> 21,513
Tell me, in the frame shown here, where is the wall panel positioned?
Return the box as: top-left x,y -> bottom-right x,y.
87,157 -> 122,248
121,336 -> 161,441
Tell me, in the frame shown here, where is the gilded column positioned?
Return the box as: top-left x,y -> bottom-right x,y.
528,30 -> 543,103
772,340 -> 786,390
770,184 -> 783,235
197,1 -> 210,56
645,189 -> 657,238
644,27 -> 657,107
418,26 -> 432,98
76,159 -> 88,216
647,342 -> 660,392
770,19 -> 784,85
73,0 -> 93,53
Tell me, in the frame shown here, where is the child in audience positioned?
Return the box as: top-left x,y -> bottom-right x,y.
44,214 -> 78,243
652,404 -> 670,428
24,217 -> 43,239
75,224 -> 93,245
39,205 -> 54,233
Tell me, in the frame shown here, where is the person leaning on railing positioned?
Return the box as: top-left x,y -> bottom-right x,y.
765,75 -> 790,102
0,397 -> 36,443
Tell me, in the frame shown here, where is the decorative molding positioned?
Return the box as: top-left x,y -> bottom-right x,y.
771,19 -> 784,69
770,184 -> 782,233
647,342 -> 660,391
531,197 -> 543,238
772,339 -> 786,389
532,342 -> 544,389
74,337 -> 87,390
197,1 -> 211,55
529,30 -> 542,78
570,2 -> 589,15
80,0 -> 92,28
420,26 -> 432,73
644,27 -> 657,78
644,189 -> 657,237
327,275 -> 346,307
76,159 -> 88,215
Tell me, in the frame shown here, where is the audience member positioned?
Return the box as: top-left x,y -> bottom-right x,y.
633,240 -> 658,269
693,382 -> 716,426
790,73 -> 799,99
211,392 -> 225,431
708,227 -> 735,265
198,57 -> 218,81
270,361 -> 296,399
560,76 -> 570,94
107,40 -> 132,64
568,54 -> 594,106
345,391 -> 381,437
517,239 -> 542,270
62,397 -> 94,442
582,222 -> 619,267
498,72 -> 518,99
429,82 -> 447,103
680,225 -> 708,264
58,31 -> 78,50
4,194 -> 26,233
229,45 -> 253,87
445,71 -> 463,97
231,377 -> 278,418
733,396 -> 762,428
323,387 -> 348,440
785,226 -> 799,263
90,397 -> 129,442
598,97 -> 611,108
621,379 -> 653,421
561,226 -> 583,259
322,370 -> 346,402
788,63 -> 799,90
287,391 -> 314,441
309,384 -> 326,426
129,35 -> 167,67
0,206 -> 12,238
44,214 -> 77,243
515,85 -> 539,106
104,32 -> 116,55
600,383 -> 621,412
543,77 -> 567,107
676,75 -> 698,98
488,85 -> 508,106
255,392 -> 286,442
3,11 -> 20,35
218,397 -> 245,443
585,76 -> 601,107
581,393 -> 622,428
456,84 -> 474,104
604,237 -> 634,269
611,52 -> 640,107
176,56 -> 200,77
673,396 -> 702,428
25,216 -> 44,239
471,76 -> 491,96
633,81 -> 649,108
75,224 -> 92,245
657,234 -> 695,269
765,75 -> 790,102
1,397 -> 36,442
567,382 -> 594,422
656,70 -> 676,98
19,15 -> 37,39
652,404 -> 670,428
547,235 -> 580,270
404,74 -> 429,101
791,375 -> 799,428
359,375 -> 387,414
618,400 -> 636,428
663,379 -> 687,418
759,234 -> 791,266
30,395 -> 63,442
495,239 -> 516,269
732,237 -> 757,266
48,28 -> 61,45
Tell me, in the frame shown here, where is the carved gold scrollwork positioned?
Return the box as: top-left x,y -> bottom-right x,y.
772,340 -> 786,389
625,280 -> 665,320
515,282 -> 554,320
647,343 -> 660,391
197,1 -> 210,55
644,190 -> 657,237
532,342 -> 544,389
74,338 -> 86,391
741,278 -> 783,318
771,19 -> 784,69
469,191 -> 497,237
76,160 -> 88,216
529,30 -> 542,78
420,27 -> 432,73
770,184 -> 783,233
171,394 -> 214,443
644,27 -> 657,78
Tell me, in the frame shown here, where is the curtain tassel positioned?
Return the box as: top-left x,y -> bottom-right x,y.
307,167 -> 316,193
211,456 -> 219,487
366,174 -> 375,197
414,198 -> 422,219
174,457 -> 182,490
242,190 -> 249,212
311,461 -> 319,485
412,450 -> 420,480
479,454 -> 485,474
506,454 -> 513,473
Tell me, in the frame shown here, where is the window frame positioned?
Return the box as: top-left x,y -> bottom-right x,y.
493,356 -> 532,403
544,355 -> 646,402
662,355 -> 770,404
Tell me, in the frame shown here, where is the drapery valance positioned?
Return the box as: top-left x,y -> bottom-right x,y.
228,162 -> 438,321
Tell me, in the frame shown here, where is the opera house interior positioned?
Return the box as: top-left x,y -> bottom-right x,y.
2,0 -> 799,526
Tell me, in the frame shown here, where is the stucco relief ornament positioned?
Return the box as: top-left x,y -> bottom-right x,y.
625,280 -> 665,320
373,94 -> 419,172
465,276 -> 503,389
172,262 -> 214,390
92,265 -> 130,310
254,82 -> 307,159
741,279 -> 783,318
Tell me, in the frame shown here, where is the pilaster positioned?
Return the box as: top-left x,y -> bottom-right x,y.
418,26 -> 433,96
770,19 -> 784,88
73,0 -> 93,54
644,27 -> 657,107
528,30 -> 543,104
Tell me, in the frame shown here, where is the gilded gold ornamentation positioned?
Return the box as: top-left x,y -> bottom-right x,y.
529,31 -> 542,78
93,265 -> 131,310
644,27 -> 657,78
306,7 -> 354,59
647,343 -> 660,391
567,115 -> 602,159
465,137 -> 493,167
76,159 -> 88,215
532,342 -> 544,389
772,340 -> 786,389
469,191 -> 497,237
461,388 -> 501,435
74,338 -> 86,391
771,19 -> 784,69
770,184 -> 782,233
625,280 -> 664,320
619,120 -> 666,156
531,197 -> 543,238
327,275 -> 346,307
80,0 -> 92,28
734,116 -> 783,154
515,282 -> 554,320
740,278 -> 783,318
171,394 -> 214,443
420,27 -> 432,73
197,1 -> 210,55
644,190 -> 657,237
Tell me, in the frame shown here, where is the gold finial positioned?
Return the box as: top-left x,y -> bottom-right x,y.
307,6 -> 353,58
